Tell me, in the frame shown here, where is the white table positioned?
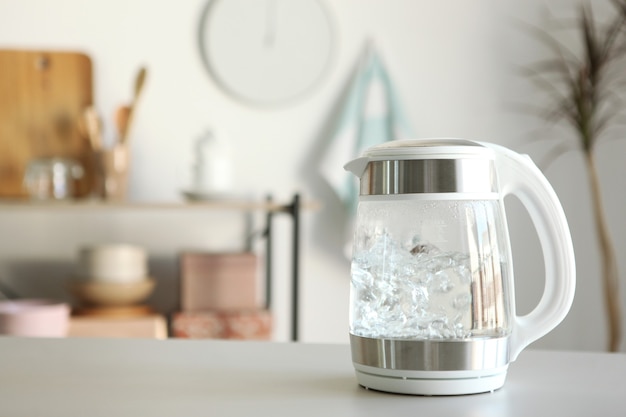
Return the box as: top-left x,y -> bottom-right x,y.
0,336 -> 624,416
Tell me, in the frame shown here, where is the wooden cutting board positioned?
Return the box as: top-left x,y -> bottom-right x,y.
0,49 -> 94,198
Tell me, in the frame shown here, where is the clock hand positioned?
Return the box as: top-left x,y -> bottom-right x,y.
264,0 -> 276,48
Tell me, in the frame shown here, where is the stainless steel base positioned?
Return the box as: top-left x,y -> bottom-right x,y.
350,334 -> 511,395
350,334 -> 510,371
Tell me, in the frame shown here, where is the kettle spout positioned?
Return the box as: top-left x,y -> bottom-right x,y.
344,157 -> 369,178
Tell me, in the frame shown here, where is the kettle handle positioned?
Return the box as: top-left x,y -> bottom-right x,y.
485,142 -> 576,361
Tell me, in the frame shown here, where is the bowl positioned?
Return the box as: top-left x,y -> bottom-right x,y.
0,299 -> 70,337
76,244 -> 147,283
68,278 -> 156,307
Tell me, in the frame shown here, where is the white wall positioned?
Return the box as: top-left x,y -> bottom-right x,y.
0,0 -> 624,351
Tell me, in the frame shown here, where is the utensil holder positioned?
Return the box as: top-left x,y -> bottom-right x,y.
95,144 -> 129,200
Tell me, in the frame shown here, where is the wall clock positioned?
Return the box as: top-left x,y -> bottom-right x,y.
198,0 -> 335,106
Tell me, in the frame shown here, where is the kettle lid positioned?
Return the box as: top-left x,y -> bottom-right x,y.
349,138 -> 498,195
362,138 -> 493,160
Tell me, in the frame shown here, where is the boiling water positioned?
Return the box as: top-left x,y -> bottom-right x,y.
349,231 -> 510,339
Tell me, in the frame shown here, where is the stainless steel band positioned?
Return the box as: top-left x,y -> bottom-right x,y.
350,334 -> 510,371
359,158 -> 497,195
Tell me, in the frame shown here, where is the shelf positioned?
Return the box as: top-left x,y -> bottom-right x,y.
0,193 -> 308,341
0,198 -> 318,213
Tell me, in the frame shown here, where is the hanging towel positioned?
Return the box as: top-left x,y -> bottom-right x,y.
320,44 -> 414,216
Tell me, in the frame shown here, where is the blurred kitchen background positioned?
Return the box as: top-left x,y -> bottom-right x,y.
0,0 -> 625,351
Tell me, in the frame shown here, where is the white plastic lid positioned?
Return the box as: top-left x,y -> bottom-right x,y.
362,138 -> 494,160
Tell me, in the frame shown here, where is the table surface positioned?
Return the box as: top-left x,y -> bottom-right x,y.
0,336 -> 625,417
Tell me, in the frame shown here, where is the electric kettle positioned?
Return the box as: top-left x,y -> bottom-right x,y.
345,139 -> 575,395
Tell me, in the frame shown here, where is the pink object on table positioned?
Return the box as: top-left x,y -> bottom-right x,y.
172,309 -> 272,340
179,252 -> 260,311
0,299 -> 70,337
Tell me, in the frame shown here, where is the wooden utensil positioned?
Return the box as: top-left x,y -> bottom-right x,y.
115,105 -> 131,143
83,106 -> 103,151
133,67 -> 147,105
118,66 -> 147,145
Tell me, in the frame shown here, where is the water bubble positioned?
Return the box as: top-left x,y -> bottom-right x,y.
351,267 -> 373,288
453,293 -> 472,310
350,233 -> 476,340
430,270 -> 455,294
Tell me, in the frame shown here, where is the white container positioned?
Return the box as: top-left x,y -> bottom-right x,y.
77,244 -> 147,283
189,129 -> 232,196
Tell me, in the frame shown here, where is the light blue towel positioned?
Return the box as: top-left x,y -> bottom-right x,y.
321,44 -> 414,216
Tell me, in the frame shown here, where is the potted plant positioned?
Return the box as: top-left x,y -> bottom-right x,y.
520,0 -> 626,351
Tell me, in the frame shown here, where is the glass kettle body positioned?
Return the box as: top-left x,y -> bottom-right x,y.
345,139 -> 575,395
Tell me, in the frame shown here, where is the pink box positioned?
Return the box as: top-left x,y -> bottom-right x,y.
179,252 -> 259,311
171,310 -> 272,340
